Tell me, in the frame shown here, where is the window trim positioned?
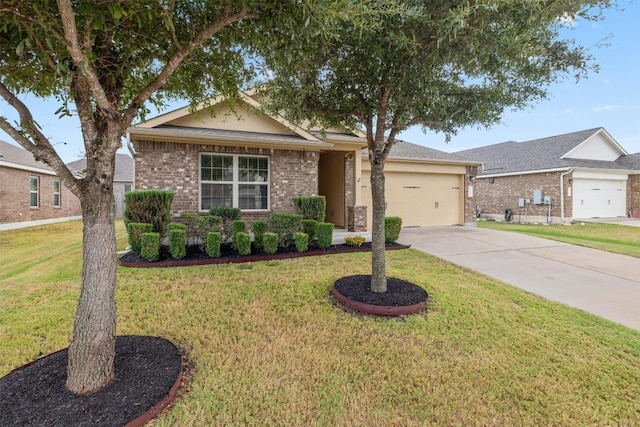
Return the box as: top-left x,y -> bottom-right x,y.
199,153 -> 270,212
29,176 -> 39,208
53,179 -> 61,207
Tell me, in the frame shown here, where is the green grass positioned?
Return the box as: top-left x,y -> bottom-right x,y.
478,220 -> 640,258
1,220 -> 639,426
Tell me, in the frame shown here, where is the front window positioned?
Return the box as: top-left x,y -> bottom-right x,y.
200,154 -> 269,211
29,176 -> 39,208
53,180 -> 61,207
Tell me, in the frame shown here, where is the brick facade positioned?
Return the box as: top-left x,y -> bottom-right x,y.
474,171 -> 567,223
0,166 -> 81,224
133,140 -> 319,222
465,166 -> 479,224
628,174 -> 640,217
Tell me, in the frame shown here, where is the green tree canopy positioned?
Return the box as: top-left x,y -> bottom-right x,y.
259,0 -> 614,292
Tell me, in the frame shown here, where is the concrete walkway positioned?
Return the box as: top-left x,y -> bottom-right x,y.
400,226 -> 640,331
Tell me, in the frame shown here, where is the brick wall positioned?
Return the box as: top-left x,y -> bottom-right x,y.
474,171 -> 568,223
133,140 -> 319,222
0,166 -> 81,224
465,166 -> 479,224
628,174 -> 640,217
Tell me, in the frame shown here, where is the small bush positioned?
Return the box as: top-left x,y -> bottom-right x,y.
168,229 -> 187,260
235,232 -> 251,255
263,232 -> 278,254
345,235 -> 366,247
209,205 -> 241,221
295,232 -> 309,253
124,190 -> 174,234
232,220 -> 246,249
167,222 -> 186,232
317,222 -> 334,249
127,222 -> 152,254
269,212 -> 303,247
293,196 -> 326,222
197,215 -> 222,250
206,232 -> 221,258
209,206 -> 241,242
252,220 -> 267,249
180,211 -> 199,241
385,216 -> 403,243
140,232 -> 160,262
302,219 -> 318,241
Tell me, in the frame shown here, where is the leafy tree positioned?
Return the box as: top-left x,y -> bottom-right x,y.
0,0 -> 393,394
260,0 -> 613,293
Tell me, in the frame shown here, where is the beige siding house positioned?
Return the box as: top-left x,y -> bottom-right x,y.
127,92 -> 479,230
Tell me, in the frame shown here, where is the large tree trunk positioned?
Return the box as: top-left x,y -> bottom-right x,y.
370,157 -> 387,293
66,153 -> 118,394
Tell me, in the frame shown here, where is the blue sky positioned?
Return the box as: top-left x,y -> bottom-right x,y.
1,1 -> 639,162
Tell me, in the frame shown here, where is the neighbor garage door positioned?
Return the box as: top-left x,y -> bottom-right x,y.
572,178 -> 626,218
361,171 -> 463,227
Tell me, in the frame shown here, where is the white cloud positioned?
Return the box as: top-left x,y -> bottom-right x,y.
594,105 -> 621,112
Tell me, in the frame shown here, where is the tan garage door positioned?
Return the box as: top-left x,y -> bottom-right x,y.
361,171 -> 463,227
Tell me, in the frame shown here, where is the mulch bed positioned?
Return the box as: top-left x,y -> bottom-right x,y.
119,242 -> 411,268
333,275 -> 429,316
0,336 -> 182,427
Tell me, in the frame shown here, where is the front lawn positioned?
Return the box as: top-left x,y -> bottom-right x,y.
478,220 -> 640,258
1,220 -> 639,426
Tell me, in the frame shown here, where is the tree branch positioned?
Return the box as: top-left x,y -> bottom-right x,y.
0,82 -> 82,197
121,8 -> 258,129
56,0 -> 120,121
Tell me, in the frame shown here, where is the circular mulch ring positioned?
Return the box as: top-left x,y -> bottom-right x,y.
333,274 -> 428,316
0,335 -> 182,427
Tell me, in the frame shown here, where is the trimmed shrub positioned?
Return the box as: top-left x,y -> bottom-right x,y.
269,212 -> 303,248
206,232 -> 221,258
124,190 -> 174,234
295,232 -> 309,253
197,215 -> 222,250
209,205 -> 241,242
317,222 -> 334,249
293,196 -> 326,222
232,220 -> 246,249
263,232 -> 278,254
385,216 -> 403,243
168,229 -> 187,260
167,222 -> 186,232
235,232 -> 251,255
127,222 -> 152,254
252,220 -> 267,249
345,235 -> 366,247
302,219 -> 318,241
181,211 -> 199,241
140,232 -> 160,262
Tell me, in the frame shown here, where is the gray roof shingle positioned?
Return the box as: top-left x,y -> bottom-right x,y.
67,153 -> 134,182
365,140 -> 479,164
455,128 -> 640,175
0,140 -> 54,172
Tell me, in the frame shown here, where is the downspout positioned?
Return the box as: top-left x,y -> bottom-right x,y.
560,168 -> 573,222
125,132 -> 136,157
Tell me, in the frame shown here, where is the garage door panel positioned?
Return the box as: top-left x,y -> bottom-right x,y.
573,179 -> 625,218
362,171 -> 462,227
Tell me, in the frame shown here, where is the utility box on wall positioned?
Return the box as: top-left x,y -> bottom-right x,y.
533,189 -> 543,205
543,196 -> 552,205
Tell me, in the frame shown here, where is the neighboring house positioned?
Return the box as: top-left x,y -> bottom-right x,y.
127,91 -> 480,231
67,154 -> 134,218
0,140 -> 81,224
456,128 -> 640,223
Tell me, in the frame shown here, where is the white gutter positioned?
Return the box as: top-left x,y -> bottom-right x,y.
126,132 -> 136,157
560,168 -> 573,222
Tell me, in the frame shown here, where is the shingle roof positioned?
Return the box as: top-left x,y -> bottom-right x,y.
0,140 -> 54,172
364,139 -> 479,164
455,128 -> 640,175
67,153 -> 134,182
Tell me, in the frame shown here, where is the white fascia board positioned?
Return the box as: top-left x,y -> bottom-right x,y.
477,167 -> 571,179
0,160 -> 56,175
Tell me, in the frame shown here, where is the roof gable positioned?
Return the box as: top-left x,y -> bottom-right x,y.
561,128 -> 626,161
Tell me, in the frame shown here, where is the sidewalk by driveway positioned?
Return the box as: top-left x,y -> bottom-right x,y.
400,226 -> 640,331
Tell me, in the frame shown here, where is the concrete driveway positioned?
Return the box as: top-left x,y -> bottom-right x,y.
400,226 -> 640,331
